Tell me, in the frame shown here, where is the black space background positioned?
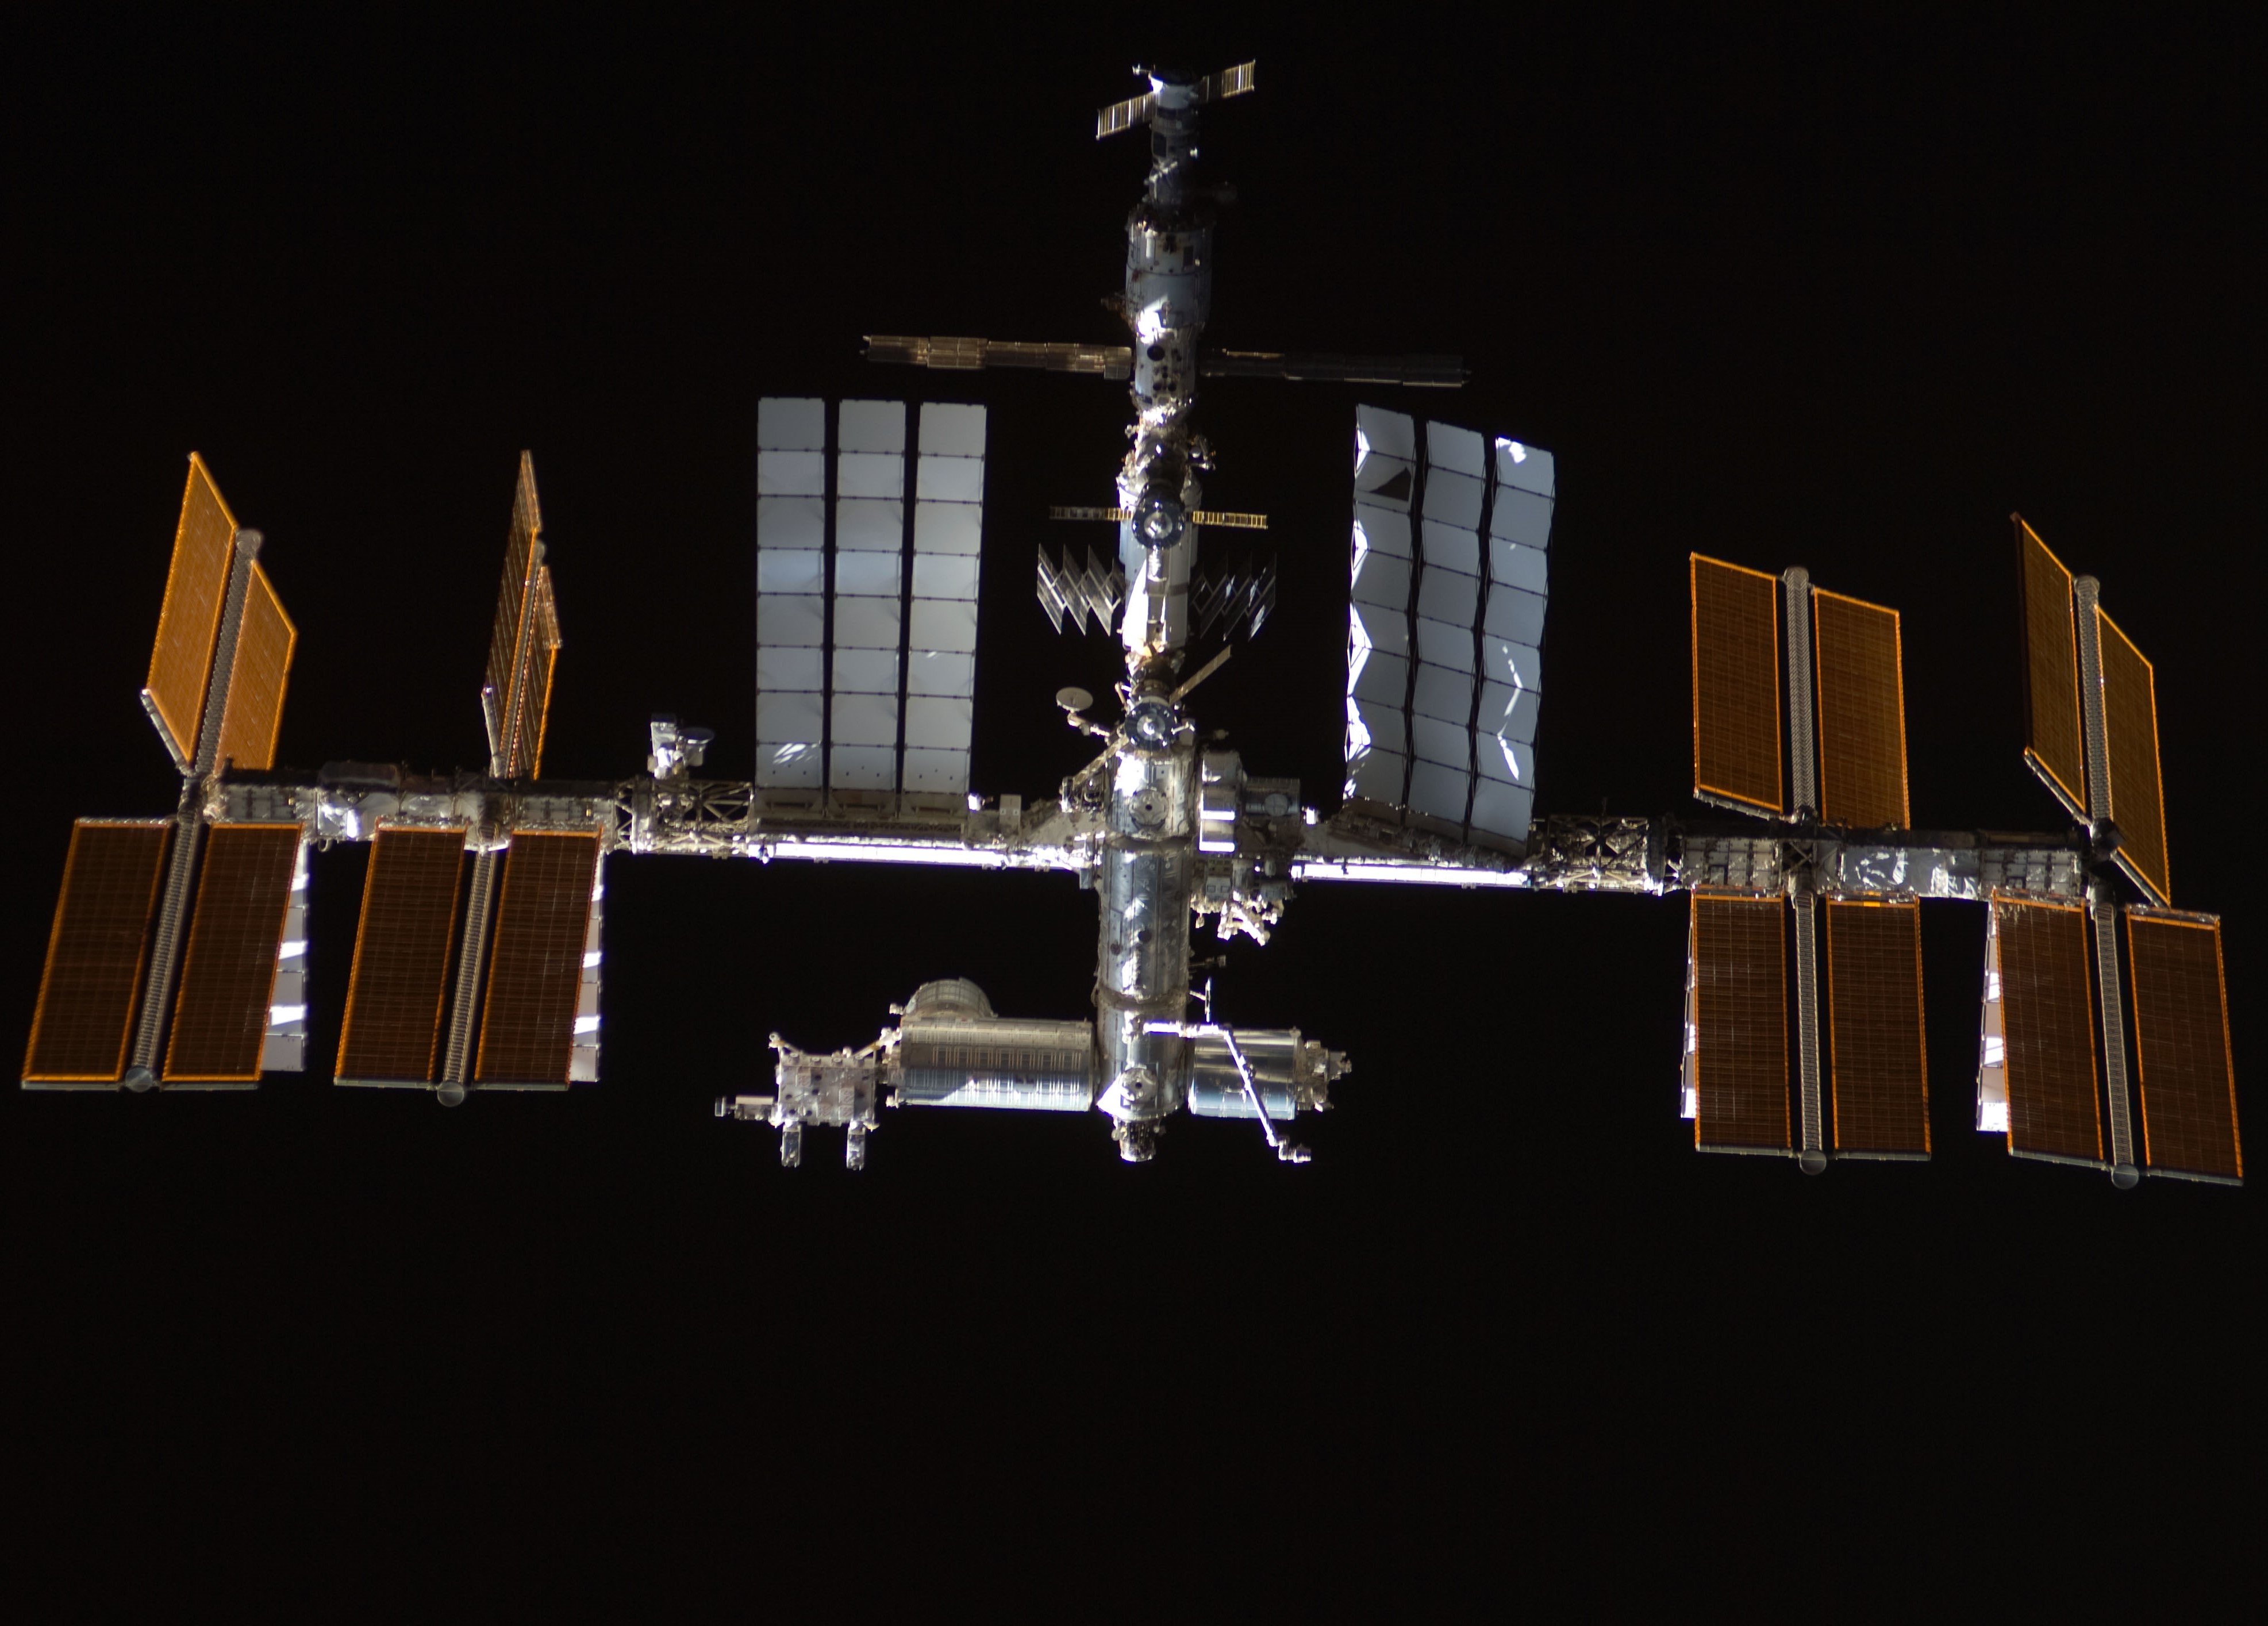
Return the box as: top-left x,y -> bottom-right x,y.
5,9 -> 2260,1616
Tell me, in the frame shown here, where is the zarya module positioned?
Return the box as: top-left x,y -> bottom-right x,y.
23,64 -> 2240,1190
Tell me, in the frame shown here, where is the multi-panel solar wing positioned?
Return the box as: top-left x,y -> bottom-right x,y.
1824,895 -> 1929,1158
336,828 -> 467,1086
756,397 -> 987,800
482,452 -> 550,779
2094,609 -> 2169,906
212,562 -> 298,772
475,832 -> 602,1087
1341,405 -> 1554,851
2125,909 -> 2241,1183
1810,589 -> 1909,830
1682,891 -> 1791,1153
162,824 -> 306,1085
144,455 -> 240,770
1689,556 -> 1783,816
21,822 -> 174,1086
1981,894 -> 2104,1166
2014,517 -> 2088,820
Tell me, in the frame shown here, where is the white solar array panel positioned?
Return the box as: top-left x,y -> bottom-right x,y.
756,398 -> 987,797
1343,406 -> 1555,847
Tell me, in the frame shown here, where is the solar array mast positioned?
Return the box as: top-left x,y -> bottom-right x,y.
18,64 -> 2242,1187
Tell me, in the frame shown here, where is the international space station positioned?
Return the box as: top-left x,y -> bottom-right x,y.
20,64 -> 2240,1186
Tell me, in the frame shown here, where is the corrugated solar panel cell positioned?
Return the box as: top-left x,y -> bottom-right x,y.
1991,895 -> 2102,1163
2127,912 -> 2240,1182
1692,892 -> 1790,1151
164,824 -> 303,1082
22,821 -> 172,1082
1811,589 -> 1909,829
475,832 -> 600,1085
2095,609 -> 2170,906
145,453 -> 238,763
1826,896 -> 1930,1156
214,562 -> 297,772
2016,519 -> 2086,816
1690,556 -> 1783,814
336,828 -> 465,1083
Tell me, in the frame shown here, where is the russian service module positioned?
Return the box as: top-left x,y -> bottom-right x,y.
20,63 -> 2241,1190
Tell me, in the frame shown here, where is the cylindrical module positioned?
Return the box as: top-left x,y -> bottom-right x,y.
1094,698 -> 1197,1159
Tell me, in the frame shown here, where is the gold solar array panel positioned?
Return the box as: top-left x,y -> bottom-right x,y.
1825,896 -> 1929,1156
2015,518 -> 2086,817
163,824 -> 303,1083
2126,912 -> 2241,1182
483,452 -> 544,774
1990,895 -> 2101,1164
336,828 -> 467,1083
514,564 -> 562,778
1810,589 -> 1910,828
213,562 -> 298,772
1690,891 -> 1789,1152
2094,609 -> 2170,906
22,821 -> 174,1083
145,453 -> 239,764
1690,556 -> 1783,814
475,832 -> 600,1085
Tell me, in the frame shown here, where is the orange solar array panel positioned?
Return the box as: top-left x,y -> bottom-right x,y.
336,828 -> 466,1083
475,832 -> 599,1085
145,453 -> 239,764
1690,556 -> 1783,814
1811,589 -> 1909,829
515,565 -> 562,778
163,824 -> 302,1082
2015,518 -> 2086,817
1990,895 -> 2102,1164
2094,609 -> 2170,906
1690,892 -> 1789,1152
2126,912 -> 2241,1182
213,562 -> 298,772
483,453 -> 545,775
1825,896 -> 1929,1156
22,821 -> 173,1083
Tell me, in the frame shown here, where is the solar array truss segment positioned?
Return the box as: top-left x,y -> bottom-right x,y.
22,821 -> 172,1083
482,452 -> 544,775
2094,608 -> 2170,906
1989,894 -> 2102,1164
1825,895 -> 1930,1157
2125,910 -> 2241,1182
475,832 -> 601,1086
145,453 -> 239,764
2015,518 -> 2086,818
1690,555 -> 1783,814
163,823 -> 304,1083
213,561 -> 297,772
335,827 -> 466,1084
1689,891 -> 1790,1152
1810,588 -> 1909,829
